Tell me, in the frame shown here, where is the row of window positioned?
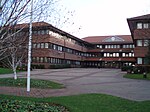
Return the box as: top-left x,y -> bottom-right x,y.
96,44 -> 134,49
32,57 -> 81,65
32,30 -> 81,45
32,42 -> 136,58
137,23 -> 150,29
136,39 -> 149,47
103,53 -> 134,57
32,42 -> 86,56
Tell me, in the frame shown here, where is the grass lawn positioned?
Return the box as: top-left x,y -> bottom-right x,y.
0,68 -> 13,74
0,68 -> 22,75
0,94 -> 150,112
124,73 -> 150,80
0,78 -> 64,89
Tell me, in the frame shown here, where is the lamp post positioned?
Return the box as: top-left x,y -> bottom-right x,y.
27,0 -> 33,92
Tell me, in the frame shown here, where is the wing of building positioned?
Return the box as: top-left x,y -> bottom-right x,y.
82,35 -> 135,68
127,14 -> 150,66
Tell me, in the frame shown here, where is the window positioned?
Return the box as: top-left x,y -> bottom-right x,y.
144,40 -> 149,46
53,45 -> 56,50
113,53 -> 116,57
45,43 -> 49,48
116,53 -> 119,57
143,23 -> 149,29
137,23 -> 142,29
96,45 -> 102,48
137,58 -> 142,64
129,53 -> 132,57
41,43 -> 44,48
137,40 -> 142,46
37,43 -> 41,48
122,53 -> 125,57
116,45 -> 120,48
41,30 -> 45,35
33,43 -> 36,48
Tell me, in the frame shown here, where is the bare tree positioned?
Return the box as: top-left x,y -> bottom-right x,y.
0,0 -> 77,79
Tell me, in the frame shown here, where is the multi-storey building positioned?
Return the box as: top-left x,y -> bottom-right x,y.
127,14 -> 150,66
13,22 -> 136,68
82,35 -> 135,68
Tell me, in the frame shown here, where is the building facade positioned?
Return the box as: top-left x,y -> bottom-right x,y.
127,14 -> 150,66
14,22 -> 136,68
82,35 -> 135,68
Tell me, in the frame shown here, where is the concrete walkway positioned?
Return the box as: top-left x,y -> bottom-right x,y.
0,68 -> 150,101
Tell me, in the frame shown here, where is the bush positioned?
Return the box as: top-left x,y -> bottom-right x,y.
0,99 -> 69,112
49,64 -> 71,69
132,66 -> 145,74
31,65 -> 45,69
121,66 -> 133,71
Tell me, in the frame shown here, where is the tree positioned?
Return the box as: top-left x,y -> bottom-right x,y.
0,0 -> 76,79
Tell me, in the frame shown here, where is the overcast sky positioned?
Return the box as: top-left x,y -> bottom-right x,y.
59,0 -> 150,38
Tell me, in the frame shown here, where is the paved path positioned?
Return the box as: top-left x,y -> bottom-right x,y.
0,68 -> 150,101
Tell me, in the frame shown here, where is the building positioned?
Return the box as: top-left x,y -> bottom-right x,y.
127,14 -> 150,66
82,35 -> 135,68
13,22 -> 136,69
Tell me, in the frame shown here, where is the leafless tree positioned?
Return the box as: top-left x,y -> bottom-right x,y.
0,0 -> 77,79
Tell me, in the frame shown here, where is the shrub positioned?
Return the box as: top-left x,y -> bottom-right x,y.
121,66 -> 133,71
132,66 -> 145,74
0,99 -> 69,112
49,64 -> 71,69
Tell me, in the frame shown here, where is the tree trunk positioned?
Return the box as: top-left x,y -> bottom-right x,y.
13,68 -> 17,80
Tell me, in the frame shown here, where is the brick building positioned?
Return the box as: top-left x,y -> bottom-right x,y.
127,14 -> 150,66
82,35 -> 135,68
14,22 -> 136,68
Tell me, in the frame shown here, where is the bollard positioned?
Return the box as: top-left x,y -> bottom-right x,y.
143,72 -> 147,78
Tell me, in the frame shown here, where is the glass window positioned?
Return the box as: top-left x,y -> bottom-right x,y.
113,53 -> 116,57
110,53 -> 112,57
144,40 -> 149,46
53,45 -> 56,50
122,53 -> 125,57
116,53 -> 119,57
137,40 -> 142,46
137,23 -> 142,29
37,43 -> 41,48
45,43 -> 49,48
33,43 -> 36,48
37,57 -> 39,62
143,23 -> 149,29
137,58 -> 142,64
129,53 -> 132,57
117,45 -> 120,48
41,43 -> 44,48
38,31 -> 41,35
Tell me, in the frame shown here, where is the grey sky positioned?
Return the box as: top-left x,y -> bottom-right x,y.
59,0 -> 150,38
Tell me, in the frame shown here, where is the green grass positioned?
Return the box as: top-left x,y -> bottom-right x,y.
0,94 -> 150,112
0,78 -> 64,89
0,68 -> 13,74
0,68 -> 22,75
124,73 -> 150,80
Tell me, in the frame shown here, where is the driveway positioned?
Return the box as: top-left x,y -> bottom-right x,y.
1,68 -> 150,101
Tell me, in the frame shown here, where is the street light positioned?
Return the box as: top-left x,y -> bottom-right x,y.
27,0 -> 33,92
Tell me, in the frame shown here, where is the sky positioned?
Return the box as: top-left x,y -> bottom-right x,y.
58,0 -> 150,38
